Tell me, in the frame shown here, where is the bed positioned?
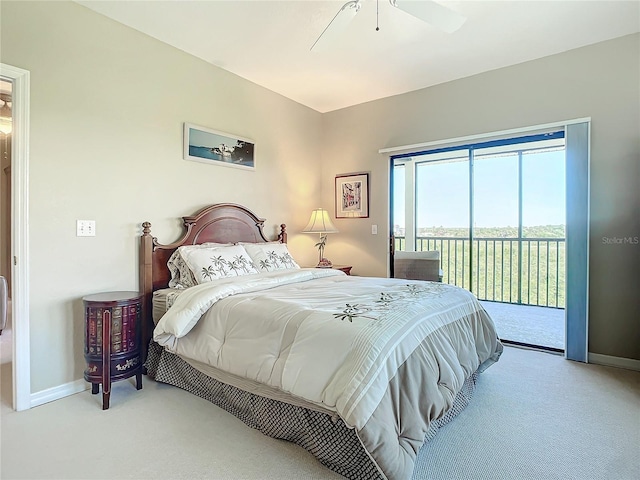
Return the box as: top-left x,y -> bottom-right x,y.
140,203 -> 503,480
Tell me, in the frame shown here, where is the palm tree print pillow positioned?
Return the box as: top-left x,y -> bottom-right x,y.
242,243 -> 300,272
167,243 -> 233,288
182,245 -> 259,284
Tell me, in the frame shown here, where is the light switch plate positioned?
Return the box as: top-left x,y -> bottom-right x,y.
371,224 -> 378,235
77,220 -> 96,237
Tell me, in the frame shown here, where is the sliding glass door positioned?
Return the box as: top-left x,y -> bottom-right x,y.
392,132 -> 568,350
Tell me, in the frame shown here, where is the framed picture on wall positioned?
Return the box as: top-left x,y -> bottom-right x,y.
183,123 -> 255,170
335,172 -> 369,218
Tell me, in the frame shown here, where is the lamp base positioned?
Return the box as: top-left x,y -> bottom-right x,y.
316,258 -> 333,268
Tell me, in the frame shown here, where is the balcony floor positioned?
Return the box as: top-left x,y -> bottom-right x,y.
480,300 -> 565,350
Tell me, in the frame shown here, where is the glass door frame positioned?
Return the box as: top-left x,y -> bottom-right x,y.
389,126 -> 590,362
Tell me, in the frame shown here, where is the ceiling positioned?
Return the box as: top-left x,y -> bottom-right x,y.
77,0 -> 640,113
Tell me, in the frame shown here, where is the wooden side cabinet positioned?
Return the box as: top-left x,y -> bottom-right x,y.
331,265 -> 352,275
315,265 -> 352,275
83,291 -> 143,410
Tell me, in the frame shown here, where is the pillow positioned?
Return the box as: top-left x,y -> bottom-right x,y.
181,244 -> 259,284
167,243 -> 231,289
242,242 -> 300,272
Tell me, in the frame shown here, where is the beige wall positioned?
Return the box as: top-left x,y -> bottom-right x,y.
1,1 -> 324,393
321,34 -> 640,360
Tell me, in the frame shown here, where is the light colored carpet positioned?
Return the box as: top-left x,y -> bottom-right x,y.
1,344 -> 639,480
414,347 -> 640,480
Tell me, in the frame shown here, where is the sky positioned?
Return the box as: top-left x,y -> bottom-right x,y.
394,148 -> 566,229
189,127 -> 241,149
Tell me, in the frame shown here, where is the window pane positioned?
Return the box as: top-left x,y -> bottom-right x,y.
415,156 -> 469,239
415,154 -> 469,288
522,148 -> 566,238
472,152 -> 519,238
471,152 -> 519,302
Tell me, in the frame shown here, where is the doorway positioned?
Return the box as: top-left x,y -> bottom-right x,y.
0,78 -> 13,409
1,63 -> 31,411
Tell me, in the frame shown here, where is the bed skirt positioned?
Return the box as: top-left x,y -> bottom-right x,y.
145,341 -> 479,480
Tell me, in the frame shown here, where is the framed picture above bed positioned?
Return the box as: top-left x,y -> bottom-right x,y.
183,123 -> 255,171
335,172 -> 369,218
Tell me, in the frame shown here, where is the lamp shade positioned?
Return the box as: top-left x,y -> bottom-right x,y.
302,208 -> 339,234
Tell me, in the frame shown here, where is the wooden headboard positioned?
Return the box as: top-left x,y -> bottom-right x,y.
139,203 -> 287,362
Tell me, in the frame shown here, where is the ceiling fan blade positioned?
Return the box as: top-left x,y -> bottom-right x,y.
311,0 -> 362,52
390,0 -> 466,33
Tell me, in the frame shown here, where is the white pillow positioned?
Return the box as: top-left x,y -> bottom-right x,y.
167,243 -> 232,289
181,244 -> 259,284
242,242 -> 300,272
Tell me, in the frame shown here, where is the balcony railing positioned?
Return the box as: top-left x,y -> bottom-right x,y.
394,236 -> 565,308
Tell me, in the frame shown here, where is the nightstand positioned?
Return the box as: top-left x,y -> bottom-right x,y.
83,291 -> 143,410
316,265 -> 352,275
333,265 -> 352,275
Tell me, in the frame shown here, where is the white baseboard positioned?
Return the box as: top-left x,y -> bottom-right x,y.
30,379 -> 89,408
588,353 -> 640,371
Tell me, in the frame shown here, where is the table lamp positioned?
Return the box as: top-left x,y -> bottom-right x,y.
303,208 -> 339,267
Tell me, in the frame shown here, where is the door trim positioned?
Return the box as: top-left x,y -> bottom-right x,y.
1,63 -> 31,411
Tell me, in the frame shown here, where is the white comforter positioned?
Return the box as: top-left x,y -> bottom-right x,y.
154,268 -> 498,431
